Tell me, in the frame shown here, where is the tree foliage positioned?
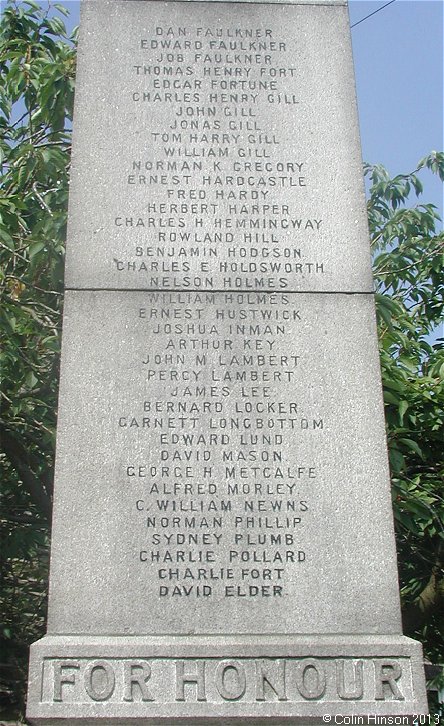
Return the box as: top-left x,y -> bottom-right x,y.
0,1 -> 443,720
0,1 -> 76,717
367,156 -> 444,668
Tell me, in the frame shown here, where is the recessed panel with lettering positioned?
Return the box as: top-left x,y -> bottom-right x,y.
48,291 -> 398,635
66,0 -> 372,293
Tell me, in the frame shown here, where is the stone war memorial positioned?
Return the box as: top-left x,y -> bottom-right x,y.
27,0 -> 428,722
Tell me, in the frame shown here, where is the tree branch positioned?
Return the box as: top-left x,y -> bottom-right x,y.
402,541 -> 444,633
0,426 -> 52,521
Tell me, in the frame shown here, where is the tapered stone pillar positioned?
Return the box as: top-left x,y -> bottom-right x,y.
27,0 -> 428,722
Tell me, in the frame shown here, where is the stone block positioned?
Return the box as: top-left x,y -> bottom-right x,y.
42,291 -> 400,636
26,0 -> 428,721
65,0 -> 373,293
28,635 -> 427,723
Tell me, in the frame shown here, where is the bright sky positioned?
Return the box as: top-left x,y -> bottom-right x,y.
349,0 -> 443,220
51,0 -> 443,217
6,0 -> 443,218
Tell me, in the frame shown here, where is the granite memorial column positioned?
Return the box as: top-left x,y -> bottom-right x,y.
27,0 -> 428,722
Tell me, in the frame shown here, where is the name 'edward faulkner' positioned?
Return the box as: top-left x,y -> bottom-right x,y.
205,40 -> 285,51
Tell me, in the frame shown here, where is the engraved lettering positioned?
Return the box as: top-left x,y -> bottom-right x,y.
53,661 -> 80,702
215,661 -> 247,701
123,661 -> 154,702
255,659 -> 288,701
374,661 -> 404,701
175,660 -> 207,701
336,660 -> 364,700
84,661 -> 116,702
295,659 -> 327,700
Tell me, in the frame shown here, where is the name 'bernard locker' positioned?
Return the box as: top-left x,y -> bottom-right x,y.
110,280 -> 328,601
25,0 -> 428,718
106,9 -> 323,602
123,378 -> 318,601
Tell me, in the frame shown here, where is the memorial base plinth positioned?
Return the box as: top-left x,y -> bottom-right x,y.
27,634 -> 427,724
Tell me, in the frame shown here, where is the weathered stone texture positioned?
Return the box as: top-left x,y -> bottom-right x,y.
27,0 -> 428,723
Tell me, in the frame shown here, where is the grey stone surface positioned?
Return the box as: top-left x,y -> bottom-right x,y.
27,0 -> 428,722
42,290 -> 400,636
28,636 -> 427,723
65,0 -> 372,292
91,0 -> 349,4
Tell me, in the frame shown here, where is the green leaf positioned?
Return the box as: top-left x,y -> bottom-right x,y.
28,240 -> 46,260
398,400 -> 408,425
47,17 -> 67,37
397,438 -> 424,459
54,3 -> 70,16
389,448 -> 405,473
25,370 -> 38,389
383,390 -> 399,405
0,227 -> 15,249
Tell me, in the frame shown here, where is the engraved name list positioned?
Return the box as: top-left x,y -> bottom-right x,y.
27,2 -> 429,722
